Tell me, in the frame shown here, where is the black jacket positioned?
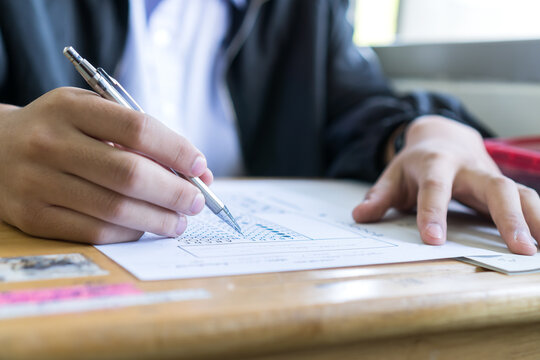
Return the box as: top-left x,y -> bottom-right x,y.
0,0 -> 491,181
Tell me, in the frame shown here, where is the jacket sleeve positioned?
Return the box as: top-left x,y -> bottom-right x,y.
324,0 -> 493,182
0,28 -> 7,102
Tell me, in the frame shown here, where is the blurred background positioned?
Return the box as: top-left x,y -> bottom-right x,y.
349,0 -> 540,136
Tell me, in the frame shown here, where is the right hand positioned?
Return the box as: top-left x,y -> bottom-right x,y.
0,87 -> 213,244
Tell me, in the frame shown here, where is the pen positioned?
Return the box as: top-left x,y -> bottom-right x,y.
63,46 -> 243,235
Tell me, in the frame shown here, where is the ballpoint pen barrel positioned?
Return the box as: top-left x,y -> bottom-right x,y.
63,46 -> 243,235
188,177 -> 223,214
64,47 -> 131,108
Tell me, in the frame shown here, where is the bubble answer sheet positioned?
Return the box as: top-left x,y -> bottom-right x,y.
95,180 -> 540,280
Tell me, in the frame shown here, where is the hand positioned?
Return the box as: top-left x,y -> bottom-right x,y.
352,115 -> 539,255
0,87 -> 213,244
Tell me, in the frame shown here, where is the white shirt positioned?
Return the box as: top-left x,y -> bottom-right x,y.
116,0 -> 245,176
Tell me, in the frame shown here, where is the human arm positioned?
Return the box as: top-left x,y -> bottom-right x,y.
324,0 -> 539,254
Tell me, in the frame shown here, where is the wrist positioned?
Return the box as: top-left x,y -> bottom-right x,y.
406,115 -> 472,142
384,123 -> 409,164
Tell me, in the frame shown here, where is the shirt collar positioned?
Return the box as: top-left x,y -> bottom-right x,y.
230,0 -> 247,9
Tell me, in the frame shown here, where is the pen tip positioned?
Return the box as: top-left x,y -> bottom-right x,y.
233,222 -> 244,236
218,206 -> 244,237
232,220 -> 244,237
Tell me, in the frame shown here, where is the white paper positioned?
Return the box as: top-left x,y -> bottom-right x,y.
459,226 -> 540,274
95,180 -> 536,280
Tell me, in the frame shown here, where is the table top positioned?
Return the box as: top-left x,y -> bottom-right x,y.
2,220 -> 540,360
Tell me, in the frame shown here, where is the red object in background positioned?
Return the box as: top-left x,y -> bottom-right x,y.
484,137 -> 540,193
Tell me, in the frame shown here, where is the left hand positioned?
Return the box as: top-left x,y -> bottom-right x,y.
352,115 -> 540,255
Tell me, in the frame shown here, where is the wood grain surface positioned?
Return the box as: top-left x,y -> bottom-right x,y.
1,221 -> 540,360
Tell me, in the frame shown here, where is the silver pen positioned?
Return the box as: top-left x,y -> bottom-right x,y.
63,46 -> 243,235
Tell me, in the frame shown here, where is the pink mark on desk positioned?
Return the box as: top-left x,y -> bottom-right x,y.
0,283 -> 141,305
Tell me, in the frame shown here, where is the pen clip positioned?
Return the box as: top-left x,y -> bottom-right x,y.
96,68 -> 144,112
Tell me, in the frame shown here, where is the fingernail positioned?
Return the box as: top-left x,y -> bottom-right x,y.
425,223 -> 444,244
515,230 -> 537,248
191,156 -> 207,177
176,216 -> 187,236
190,193 -> 205,214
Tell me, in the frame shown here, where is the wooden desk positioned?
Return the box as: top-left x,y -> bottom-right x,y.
2,221 -> 540,360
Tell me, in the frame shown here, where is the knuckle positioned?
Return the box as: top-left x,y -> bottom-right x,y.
505,213 -> 523,225
102,195 -> 129,221
500,213 -> 524,232
488,176 -> 515,191
421,177 -> 449,193
172,138 -> 192,169
46,87 -> 72,105
86,227 -> 141,245
519,186 -> 539,200
158,214 -> 178,235
20,90 -> 84,159
43,87 -> 79,114
124,113 -> 150,147
169,184 -> 188,210
471,130 -> 483,143
420,149 -> 447,163
113,158 -> 142,192
419,205 -> 443,219
170,183 -> 200,211
23,123 -> 58,158
86,227 -> 112,245
460,124 -> 483,142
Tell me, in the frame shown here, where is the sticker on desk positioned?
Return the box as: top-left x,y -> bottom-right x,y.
0,283 -> 141,305
0,253 -> 107,283
0,283 -> 210,320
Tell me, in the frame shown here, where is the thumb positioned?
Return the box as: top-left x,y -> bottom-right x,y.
353,170 -> 401,223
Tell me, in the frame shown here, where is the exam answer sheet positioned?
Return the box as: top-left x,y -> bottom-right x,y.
96,180 -> 540,280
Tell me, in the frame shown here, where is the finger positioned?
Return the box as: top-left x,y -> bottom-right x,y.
519,185 -> 540,245
416,173 -> 454,246
453,168 -> 496,215
59,89 -> 207,177
484,177 -> 537,255
454,195 -> 489,215
200,168 -> 214,186
20,205 -> 143,245
106,143 -> 213,201
50,132 -> 205,216
38,170 -> 188,237
353,166 -> 401,223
